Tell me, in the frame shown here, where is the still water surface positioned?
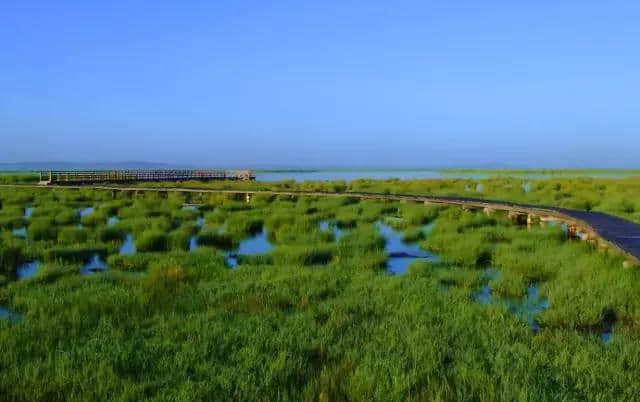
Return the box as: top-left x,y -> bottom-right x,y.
256,170 -> 640,182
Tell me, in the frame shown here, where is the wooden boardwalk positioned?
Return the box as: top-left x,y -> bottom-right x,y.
3,184 -> 640,265
38,169 -> 255,184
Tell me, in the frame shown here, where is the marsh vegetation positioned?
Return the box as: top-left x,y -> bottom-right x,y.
1,184 -> 640,400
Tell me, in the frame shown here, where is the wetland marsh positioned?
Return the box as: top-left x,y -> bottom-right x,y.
1,179 -> 640,400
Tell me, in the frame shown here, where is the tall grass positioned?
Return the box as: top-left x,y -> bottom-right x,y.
2,186 -> 640,400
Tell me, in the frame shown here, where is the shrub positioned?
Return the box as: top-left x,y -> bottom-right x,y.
44,245 -> 107,263
57,227 -> 88,244
28,218 -> 58,241
107,253 -> 153,271
197,231 -> 236,250
99,226 -> 127,243
136,230 -> 169,252
0,243 -> 23,277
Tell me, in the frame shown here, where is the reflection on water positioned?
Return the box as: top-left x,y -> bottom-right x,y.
79,207 -> 94,218
376,221 -> 440,274
473,269 -> 550,333
12,227 -> 27,238
24,207 -> 34,219
81,254 -> 108,275
505,284 -> 550,333
256,169 -> 640,182
226,229 -> 273,268
319,221 -> 344,240
196,217 -> 205,228
17,261 -> 40,280
0,307 -> 21,323
107,216 -> 120,227
474,285 -> 492,304
119,234 -> 136,255
257,170 -> 444,182
189,236 -> 198,251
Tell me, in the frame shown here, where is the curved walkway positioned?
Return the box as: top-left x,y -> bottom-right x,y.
3,184 -> 640,264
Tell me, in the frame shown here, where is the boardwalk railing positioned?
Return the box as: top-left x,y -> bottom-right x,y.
38,170 -> 255,184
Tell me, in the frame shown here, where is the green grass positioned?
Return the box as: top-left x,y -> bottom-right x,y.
1,184 -> 640,400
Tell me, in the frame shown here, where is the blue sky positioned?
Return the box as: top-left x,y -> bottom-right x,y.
1,1 -> 639,168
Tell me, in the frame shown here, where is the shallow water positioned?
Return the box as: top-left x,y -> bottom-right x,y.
473,270 -> 550,332
119,234 -> 136,255
196,217 -> 205,228
0,307 -> 21,323
17,261 -> 40,280
81,254 -> 108,275
189,236 -> 199,251
319,221 -> 344,241
79,207 -> 94,218
505,284 -> 550,333
376,221 -> 439,274
107,216 -> 120,227
255,169 -> 640,182
473,285 -> 492,304
24,207 -> 34,219
12,227 -> 27,238
226,229 -> 273,268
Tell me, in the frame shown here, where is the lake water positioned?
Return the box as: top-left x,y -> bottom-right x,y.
473,269 -> 550,333
107,216 -> 120,227
119,234 -> 136,255
319,221 -> 344,241
376,221 -> 440,274
81,254 -> 108,275
226,229 -> 273,268
79,207 -> 94,218
17,261 -> 40,280
189,236 -> 199,251
24,207 -> 34,219
0,307 -> 21,323
12,227 -> 27,238
255,170 -> 640,182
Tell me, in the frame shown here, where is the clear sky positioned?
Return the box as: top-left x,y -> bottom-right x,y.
2,1 -> 639,168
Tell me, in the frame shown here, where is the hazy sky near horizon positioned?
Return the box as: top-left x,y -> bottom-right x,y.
2,1 -> 639,168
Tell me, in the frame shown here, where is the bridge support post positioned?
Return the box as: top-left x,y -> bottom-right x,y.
483,207 -> 494,216
245,193 -> 252,204
508,211 -> 527,225
567,225 -> 578,239
111,190 -> 118,199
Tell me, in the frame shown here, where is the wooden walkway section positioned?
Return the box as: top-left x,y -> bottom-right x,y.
3,184 -> 640,266
38,169 -> 255,185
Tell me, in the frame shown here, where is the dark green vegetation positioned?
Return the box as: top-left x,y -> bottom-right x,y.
1,185 -> 640,400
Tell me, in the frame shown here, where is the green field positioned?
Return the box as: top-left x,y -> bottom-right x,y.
1,179 -> 640,400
